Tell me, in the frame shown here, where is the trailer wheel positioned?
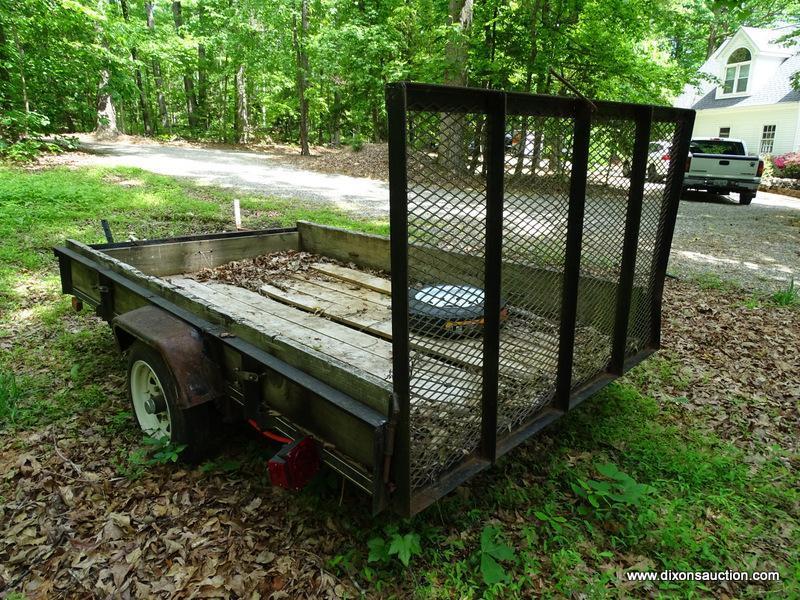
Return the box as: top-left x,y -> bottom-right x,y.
127,341 -> 212,461
739,192 -> 754,206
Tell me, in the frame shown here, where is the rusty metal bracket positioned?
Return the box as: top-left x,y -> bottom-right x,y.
237,356 -> 265,423
96,275 -> 114,321
112,305 -> 223,410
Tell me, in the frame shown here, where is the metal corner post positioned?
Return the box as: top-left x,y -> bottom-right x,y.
386,83 -> 412,513
610,106 -> 652,373
555,100 -> 591,411
648,109 -> 696,349
480,90 -> 506,463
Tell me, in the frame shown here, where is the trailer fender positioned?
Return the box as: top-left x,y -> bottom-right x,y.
112,305 -> 223,409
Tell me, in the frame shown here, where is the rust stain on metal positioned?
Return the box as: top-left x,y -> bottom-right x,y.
113,306 -> 223,409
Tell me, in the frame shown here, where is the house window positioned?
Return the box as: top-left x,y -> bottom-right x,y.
719,127 -> 731,138
760,125 -> 776,154
722,48 -> 751,94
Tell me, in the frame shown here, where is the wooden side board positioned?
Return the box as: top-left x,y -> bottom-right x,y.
298,221 -> 391,272
103,230 -> 299,276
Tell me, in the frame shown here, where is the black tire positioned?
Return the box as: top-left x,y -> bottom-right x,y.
646,164 -> 658,183
622,161 -> 631,178
126,341 -> 213,462
739,192 -> 754,206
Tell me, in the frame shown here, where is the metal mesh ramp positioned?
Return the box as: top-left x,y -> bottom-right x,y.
386,83 -> 694,515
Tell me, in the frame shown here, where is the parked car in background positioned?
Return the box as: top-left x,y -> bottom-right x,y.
683,138 -> 764,205
622,140 -> 672,182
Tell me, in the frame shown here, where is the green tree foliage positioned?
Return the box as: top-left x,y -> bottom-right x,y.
0,0 -> 793,146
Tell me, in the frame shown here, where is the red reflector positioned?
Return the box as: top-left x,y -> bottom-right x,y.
662,154 -> 670,161
268,437 -> 320,491
756,160 -> 764,177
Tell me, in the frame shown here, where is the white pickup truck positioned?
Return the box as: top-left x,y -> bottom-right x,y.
683,138 -> 764,205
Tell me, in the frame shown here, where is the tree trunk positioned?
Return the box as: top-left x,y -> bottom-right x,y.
12,31 -> 29,113
331,88 -> 341,146
172,1 -> 198,129
514,0 -> 543,176
0,18 -> 10,111
197,1 -> 208,128
95,68 -> 118,138
292,0 -> 310,156
146,2 -> 169,131
95,0 -> 118,138
120,0 -> 152,135
439,0 -> 472,171
235,64 -> 250,143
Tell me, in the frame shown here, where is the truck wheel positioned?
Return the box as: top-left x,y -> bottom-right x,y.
127,340 -> 213,461
739,192 -> 754,206
646,164 -> 658,183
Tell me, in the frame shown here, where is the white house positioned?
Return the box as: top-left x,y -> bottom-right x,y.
675,25 -> 800,156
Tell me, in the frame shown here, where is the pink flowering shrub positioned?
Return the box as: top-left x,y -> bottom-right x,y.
772,152 -> 800,179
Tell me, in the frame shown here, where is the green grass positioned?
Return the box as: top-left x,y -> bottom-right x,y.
0,164 -> 797,598
771,279 -> 798,307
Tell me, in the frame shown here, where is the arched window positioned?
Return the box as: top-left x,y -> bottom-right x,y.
723,48 -> 751,94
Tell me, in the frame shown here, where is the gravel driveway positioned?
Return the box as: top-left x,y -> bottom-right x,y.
78,138 -> 391,217
75,138 -> 799,293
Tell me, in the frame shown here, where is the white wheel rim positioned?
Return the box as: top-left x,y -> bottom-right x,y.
130,360 -> 172,440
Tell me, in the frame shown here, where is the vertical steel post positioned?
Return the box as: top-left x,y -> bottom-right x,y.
648,111 -> 695,349
386,83 -> 412,513
610,107 -> 652,373
480,91 -> 506,462
555,101 -> 592,411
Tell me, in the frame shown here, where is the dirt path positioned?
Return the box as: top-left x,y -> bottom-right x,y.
72,137 -> 800,293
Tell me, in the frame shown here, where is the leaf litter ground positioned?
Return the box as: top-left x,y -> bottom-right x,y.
0,279 -> 798,598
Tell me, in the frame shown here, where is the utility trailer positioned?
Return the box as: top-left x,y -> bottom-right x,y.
54,83 -> 694,516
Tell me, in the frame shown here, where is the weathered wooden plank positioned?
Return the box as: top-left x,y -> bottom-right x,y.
261,274 -> 551,377
104,231 -> 299,277
261,279 -> 393,337
180,278 -> 393,366
310,263 -> 392,295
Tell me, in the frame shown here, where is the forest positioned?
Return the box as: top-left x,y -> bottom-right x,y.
0,0 -> 794,154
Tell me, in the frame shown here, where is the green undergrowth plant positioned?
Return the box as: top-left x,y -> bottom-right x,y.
0,369 -> 22,427
771,279 -> 797,307
368,525 -> 422,568
116,435 -> 186,479
477,525 -> 517,586
571,462 -> 655,514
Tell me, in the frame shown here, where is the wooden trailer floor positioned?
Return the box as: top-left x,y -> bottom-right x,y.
168,258 -> 580,489
169,261 -> 565,384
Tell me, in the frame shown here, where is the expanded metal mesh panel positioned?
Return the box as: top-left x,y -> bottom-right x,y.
570,117 -> 635,388
497,114 -> 573,433
389,83 -> 695,510
406,108 -> 488,490
626,120 -> 680,353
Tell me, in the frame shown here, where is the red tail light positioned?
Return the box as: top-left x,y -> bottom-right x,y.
686,156 -> 691,172
662,154 -> 670,161
756,160 -> 764,177
268,437 -> 320,491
